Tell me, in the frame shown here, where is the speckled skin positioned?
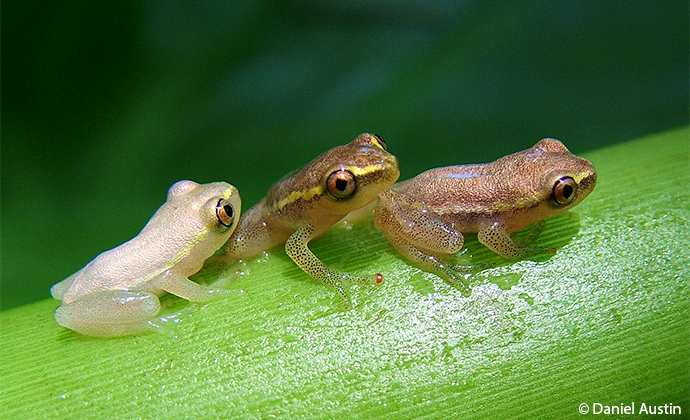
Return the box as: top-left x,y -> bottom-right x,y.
375,138 -> 597,293
220,133 -> 400,308
51,180 -> 241,337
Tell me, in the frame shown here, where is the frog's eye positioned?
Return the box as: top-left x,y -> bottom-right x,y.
216,199 -> 235,227
552,177 -> 577,205
372,134 -> 387,150
326,169 -> 357,199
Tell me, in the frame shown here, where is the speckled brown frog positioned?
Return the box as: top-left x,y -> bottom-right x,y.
218,133 -> 400,308
374,138 -> 597,293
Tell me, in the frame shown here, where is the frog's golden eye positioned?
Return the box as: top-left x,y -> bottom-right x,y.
326,169 -> 357,199
372,134 -> 387,151
216,199 -> 235,227
552,177 -> 577,205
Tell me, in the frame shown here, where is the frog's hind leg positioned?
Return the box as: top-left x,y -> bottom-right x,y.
375,192 -> 475,295
375,189 -> 464,254
55,291 -> 161,337
382,229 -> 473,296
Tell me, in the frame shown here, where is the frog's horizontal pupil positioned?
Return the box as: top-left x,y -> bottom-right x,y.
224,204 -> 234,218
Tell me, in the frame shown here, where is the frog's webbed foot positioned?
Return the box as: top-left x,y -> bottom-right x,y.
285,225 -> 382,309
431,257 -> 474,296
375,189 -> 464,254
478,221 -> 556,259
55,291 -> 161,337
446,260 -> 490,274
316,272 -> 382,310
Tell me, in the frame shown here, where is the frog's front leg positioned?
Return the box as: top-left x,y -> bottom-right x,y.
478,221 -> 554,259
154,270 -> 231,302
55,291 -> 161,337
285,224 -> 382,309
375,189 -> 464,254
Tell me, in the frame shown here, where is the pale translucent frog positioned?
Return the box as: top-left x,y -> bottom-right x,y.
51,180 -> 241,337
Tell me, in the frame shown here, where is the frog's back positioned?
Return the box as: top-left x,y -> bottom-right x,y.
392,138 -> 596,232
56,235 -> 178,303
393,164 -> 510,216
58,196 -> 205,303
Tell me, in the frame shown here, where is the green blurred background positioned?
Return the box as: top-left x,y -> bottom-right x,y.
1,1 -> 688,310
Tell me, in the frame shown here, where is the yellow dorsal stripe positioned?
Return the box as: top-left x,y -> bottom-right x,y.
274,185 -> 325,210
271,164 -> 383,210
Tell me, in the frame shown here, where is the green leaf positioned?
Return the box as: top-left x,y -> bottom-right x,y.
1,127 -> 688,419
